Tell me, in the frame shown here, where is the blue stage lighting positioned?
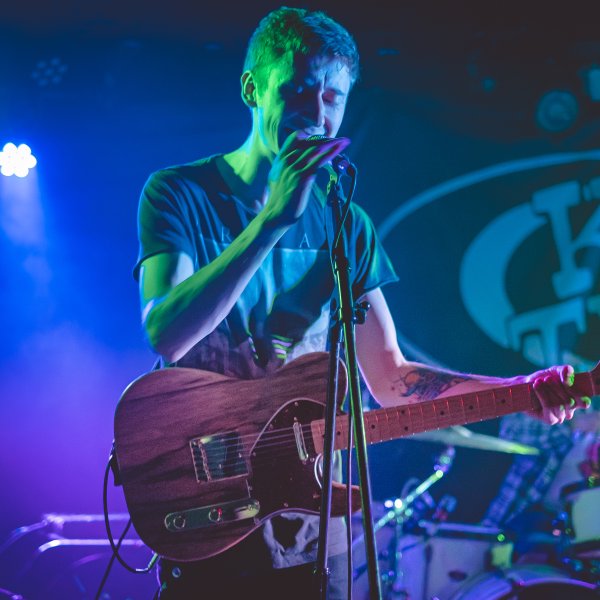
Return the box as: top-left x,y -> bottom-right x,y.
0,143 -> 38,177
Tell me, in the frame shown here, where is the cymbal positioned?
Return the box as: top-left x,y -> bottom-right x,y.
411,425 -> 539,455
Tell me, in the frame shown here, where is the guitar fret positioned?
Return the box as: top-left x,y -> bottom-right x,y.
401,406 -> 412,436
492,387 -> 513,417
432,397 -> 452,429
378,408 -> 390,442
514,385 -> 536,412
370,411 -> 381,444
477,390 -> 497,420
446,395 -> 466,427
393,405 -> 412,437
409,404 -> 425,434
418,401 -> 437,430
460,395 -> 466,424
322,374 -> 585,454
313,421 -> 324,454
339,418 -> 349,450
384,409 -> 391,441
369,411 -> 376,444
385,407 -> 400,440
361,412 -> 370,445
463,393 -> 481,422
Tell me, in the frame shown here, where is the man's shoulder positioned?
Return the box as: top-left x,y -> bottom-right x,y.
148,154 -> 221,187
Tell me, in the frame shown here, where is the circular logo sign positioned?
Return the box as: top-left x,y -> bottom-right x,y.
379,150 -> 600,372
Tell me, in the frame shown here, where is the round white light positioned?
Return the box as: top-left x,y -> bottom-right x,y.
0,142 -> 37,177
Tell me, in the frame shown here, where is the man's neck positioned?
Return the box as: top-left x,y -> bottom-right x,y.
220,135 -> 273,211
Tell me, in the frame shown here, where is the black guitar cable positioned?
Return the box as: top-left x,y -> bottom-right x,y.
95,445 -> 158,600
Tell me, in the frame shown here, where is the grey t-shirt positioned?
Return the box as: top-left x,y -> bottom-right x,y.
136,155 -> 398,566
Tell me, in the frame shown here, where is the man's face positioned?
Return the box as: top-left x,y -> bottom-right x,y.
253,51 -> 352,156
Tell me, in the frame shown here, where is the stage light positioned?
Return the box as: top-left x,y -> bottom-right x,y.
31,57 -> 68,87
0,143 -> 38,177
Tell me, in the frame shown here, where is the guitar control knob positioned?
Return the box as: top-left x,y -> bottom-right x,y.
208,507 -> 223,523
172,514 -> 186,530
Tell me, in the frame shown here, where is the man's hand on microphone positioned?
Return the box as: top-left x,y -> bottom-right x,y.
262,132 -> 350,228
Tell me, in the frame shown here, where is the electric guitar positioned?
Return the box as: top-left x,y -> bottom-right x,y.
113,352 -> 599,562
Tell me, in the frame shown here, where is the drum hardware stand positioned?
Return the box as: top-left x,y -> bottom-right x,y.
390,448 -> 456,600
554,508 -> 600,585
0,513 -> 133,556
0,513 -> 149,596
352,447 -> 455,599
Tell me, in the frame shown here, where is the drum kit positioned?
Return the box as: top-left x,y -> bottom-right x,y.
352,424 -> 600,599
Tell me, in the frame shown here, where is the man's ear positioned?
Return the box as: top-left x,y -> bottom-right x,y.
241,71 -> 258,108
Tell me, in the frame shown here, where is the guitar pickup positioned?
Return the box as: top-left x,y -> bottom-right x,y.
190,431 -> 247,482
165,498 -> 260,532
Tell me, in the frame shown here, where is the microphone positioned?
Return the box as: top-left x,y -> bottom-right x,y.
306,135 -> 355,176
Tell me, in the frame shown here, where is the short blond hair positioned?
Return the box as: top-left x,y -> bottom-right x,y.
243,7 -> 360,88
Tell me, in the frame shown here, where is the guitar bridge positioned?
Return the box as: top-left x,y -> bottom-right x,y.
190,431 -> 247,482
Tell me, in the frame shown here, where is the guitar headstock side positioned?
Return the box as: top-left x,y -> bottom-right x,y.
573,361 -> 600,399
590,360 -> 600,397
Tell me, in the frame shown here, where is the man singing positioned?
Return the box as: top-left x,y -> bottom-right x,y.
134,7 -> 588,598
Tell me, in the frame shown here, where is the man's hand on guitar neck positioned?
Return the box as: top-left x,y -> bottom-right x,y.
354,288 -> 593,427
520,364 -> 592,425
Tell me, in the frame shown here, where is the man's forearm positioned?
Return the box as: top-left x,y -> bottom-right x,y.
375,361 -> 511,406
144,213 -> 288,362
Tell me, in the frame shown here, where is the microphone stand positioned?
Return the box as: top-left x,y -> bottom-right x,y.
314,162 -> 382,600
314,312 -> 342,599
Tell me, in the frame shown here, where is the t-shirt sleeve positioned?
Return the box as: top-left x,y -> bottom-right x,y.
350,204 -> 399,298
133,170 -> 195,281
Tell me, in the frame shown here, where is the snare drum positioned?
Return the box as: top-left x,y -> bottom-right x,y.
352,521 -> 512,600
398,522 -> 512,600
561,481 -> 600,558
449,564 -> 598,599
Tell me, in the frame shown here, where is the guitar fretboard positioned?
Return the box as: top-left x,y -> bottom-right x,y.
311,369 -> 598,454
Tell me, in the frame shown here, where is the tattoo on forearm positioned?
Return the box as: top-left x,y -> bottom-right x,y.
392,369 -> 470,401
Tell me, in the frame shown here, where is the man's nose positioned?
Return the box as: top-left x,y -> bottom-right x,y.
302,91 -> 325,129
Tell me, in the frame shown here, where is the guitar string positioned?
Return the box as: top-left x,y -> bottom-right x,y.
188,408 -> 503,470
191,423 -> 340,474
132,382 -> 543,477
191,393 -> 533,464
190,413 -> 430,459
180,387 -> 536,475
140,384 -> 535,474
190,390 -> 530,456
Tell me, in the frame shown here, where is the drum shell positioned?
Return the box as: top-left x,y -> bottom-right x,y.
562,483 -> 600,559
395,522 -> 511,600
352,519 -> 511,600
448,564 -> 598,599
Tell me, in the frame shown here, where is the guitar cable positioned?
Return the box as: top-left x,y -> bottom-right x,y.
95,444 -> 158,600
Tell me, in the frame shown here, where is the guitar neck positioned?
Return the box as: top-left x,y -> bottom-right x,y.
312,369 -> 598,454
